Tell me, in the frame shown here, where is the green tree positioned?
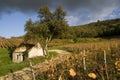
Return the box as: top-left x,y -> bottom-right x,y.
54,6 -> 66,21
24,6 -> 68,55
38,5 -> 52,22
53,6 -> 68,38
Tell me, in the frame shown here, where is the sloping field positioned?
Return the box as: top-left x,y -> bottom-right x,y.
0,38 -> 23,48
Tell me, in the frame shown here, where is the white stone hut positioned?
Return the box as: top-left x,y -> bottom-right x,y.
12,43 -> 45,63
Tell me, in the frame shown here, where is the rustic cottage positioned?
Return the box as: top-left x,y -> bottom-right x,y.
12,43 -> 45,63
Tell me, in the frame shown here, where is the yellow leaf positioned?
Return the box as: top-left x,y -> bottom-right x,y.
69,68 -> 76,77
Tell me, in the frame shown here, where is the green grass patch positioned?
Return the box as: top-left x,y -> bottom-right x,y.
0,62 -> 29,76
48,39 -> 74,47
0,48 -> 58,76
0,48 -> 12,65
74,38 -> 109,43
48,46 -> 64,50
29,52 -> 58,65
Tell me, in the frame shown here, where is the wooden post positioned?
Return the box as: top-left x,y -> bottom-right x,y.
83,49 -> 86,71
116,43 -> 118,48
103,50 -> 109,80
29,61 -> 36,80
82,49 -> 87,80
107,45 -> 110,51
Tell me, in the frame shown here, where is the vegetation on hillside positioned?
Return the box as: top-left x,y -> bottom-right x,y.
0,37 -> 23,48
71,19 -> 120,38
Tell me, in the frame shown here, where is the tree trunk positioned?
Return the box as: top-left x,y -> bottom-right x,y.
42,48 -> 46,56
40,36 -> 52,56
45,36 -> 52,56
44,43 -> 48,55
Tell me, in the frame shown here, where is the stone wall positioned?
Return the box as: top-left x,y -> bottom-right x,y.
28,46 -> 44,58
0,68 -> 33,80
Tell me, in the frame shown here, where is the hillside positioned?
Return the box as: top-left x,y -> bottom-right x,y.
71,18 -> 120,38
1,18 -> 120,48
0,37 -> 23,48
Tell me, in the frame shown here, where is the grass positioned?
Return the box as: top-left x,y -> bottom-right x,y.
48,39 -> 74,47
48,38 -> 107,50
48,46 -> 64,50
0,48 -> 58,76
0,48 -> 12,64
48,38 -> 111,51
29,51 -> 58,65
74,38 -> 109,43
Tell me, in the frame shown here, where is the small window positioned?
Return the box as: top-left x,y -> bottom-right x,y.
17,55 -> 19,59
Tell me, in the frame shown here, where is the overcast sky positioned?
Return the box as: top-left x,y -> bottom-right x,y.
0,0 -> 120,38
